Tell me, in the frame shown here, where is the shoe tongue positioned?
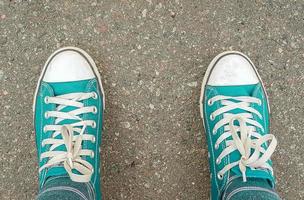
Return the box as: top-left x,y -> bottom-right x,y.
230,167 -> 274,186
214,84 -> 257,116
47,79 -> 92,96
212,84 -> 256,97
44,79 -> 92,179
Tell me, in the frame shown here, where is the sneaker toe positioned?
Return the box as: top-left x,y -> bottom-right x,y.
43,49 -> 95,82
207,52 -> 259,86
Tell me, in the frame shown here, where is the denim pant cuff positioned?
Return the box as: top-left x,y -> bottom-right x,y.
37,176 -> 95,200
221,177 -> 281,200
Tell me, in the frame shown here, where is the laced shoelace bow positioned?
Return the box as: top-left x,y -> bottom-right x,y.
208,95 -> 277,182
39,92 -> 97,182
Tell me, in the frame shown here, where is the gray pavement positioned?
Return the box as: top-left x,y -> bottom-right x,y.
0,0 -> 304,199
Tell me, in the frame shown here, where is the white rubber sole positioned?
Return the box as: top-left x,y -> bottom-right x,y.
32,46 -> 105,113
199,51 -> 270,129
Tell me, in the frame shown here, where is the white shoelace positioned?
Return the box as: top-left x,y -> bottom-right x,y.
208,95 -> 277,182
39,92 -> 98,182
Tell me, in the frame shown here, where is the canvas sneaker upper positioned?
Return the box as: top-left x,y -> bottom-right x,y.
200,51 -> 277,200
33,47 -> 104,199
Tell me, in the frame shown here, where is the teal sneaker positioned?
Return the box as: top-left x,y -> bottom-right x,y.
199,51 -> 278,200
33,47 -> 105,199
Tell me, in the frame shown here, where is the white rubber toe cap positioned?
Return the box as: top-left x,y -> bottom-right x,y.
207,53 -> 259,86
43,50 -> 95,82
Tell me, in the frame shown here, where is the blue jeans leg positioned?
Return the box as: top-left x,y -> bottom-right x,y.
36,176 -> 95,200
221,177 -> 281,200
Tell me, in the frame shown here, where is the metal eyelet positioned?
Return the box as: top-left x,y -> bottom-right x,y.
43,126 -> 47,133
91,136 -> 96,143
217,173 -> 223,180
258,100 -> 262,106
212,129 -> 217,135
44,112 -> 49,119
92,106 -> 98,114
44,96 -> 50,104
216,158 -> 221,165
90,152 -> 94,158
210,114 -> 215,121
208,99 -> 213,106
92,121 -> 96,128
92,92 -> 98,99
214,144 -> 219,150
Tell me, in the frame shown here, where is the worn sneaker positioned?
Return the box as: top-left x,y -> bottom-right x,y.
33,47 -> 105,199
199,51 -> 277,199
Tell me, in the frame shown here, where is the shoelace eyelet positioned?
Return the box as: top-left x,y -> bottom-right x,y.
44,96 -> 50,104
91,136 -> 96,143
90,152 -> 94,158
210,114 -> 215,121
44,112 -> 50,119
92,92 -> 98,99
92,106 -> 98,114
217,173 -> 223,180
216,158 -> 221,165
92,121 -> 96,128
208,99 -> 213,106
214,144 -> 219,150
43,126 -> 47,133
